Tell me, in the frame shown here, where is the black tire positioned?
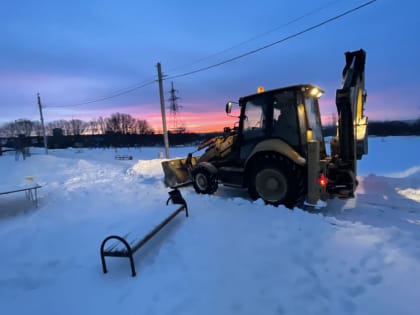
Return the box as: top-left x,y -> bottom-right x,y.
247,154 -> 306,208
192,166 -> 218,194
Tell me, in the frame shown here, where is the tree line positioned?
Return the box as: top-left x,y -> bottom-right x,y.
0,112 -> 154,138
1,116 -> 419,150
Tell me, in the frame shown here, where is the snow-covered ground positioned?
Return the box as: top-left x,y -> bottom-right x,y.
0,136 -> 419,315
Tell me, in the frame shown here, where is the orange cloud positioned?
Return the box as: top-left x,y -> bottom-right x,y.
142,111 -> 238,133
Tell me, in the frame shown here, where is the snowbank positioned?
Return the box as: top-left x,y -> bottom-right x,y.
0,137 -> 419,315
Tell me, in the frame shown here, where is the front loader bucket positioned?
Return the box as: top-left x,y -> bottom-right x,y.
161,156 -> 199,188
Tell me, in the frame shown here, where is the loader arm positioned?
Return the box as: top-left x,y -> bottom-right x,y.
335,49 -> 368,174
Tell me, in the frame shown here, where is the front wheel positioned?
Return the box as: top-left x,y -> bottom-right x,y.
192,166 -> 218,194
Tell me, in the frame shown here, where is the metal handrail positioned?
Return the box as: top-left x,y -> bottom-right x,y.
100,189 -> 188,277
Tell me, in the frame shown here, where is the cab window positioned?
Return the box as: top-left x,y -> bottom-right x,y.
272,91 -> 299,146
243,96 -> 267,139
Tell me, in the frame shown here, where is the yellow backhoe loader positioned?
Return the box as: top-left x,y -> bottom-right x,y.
162,49 -> 368,208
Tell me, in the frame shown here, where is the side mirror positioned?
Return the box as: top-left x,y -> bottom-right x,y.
225,101 -> 232,114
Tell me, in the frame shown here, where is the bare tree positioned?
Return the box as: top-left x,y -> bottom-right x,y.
97,116 -> 106,134
0,119 -> 34,137
1,114 -> 154,139
86,120 -> 98,135
134,119 -> 154,134
32,121 -> 43,137
0,122 -> 16,137
46,121 -> 59,136
46,120 -> 71,136
13,119 -> 34,136
122,113 -> 137,134
61,120 -> 72,135
70,119 -> 84,136
106,113 -> 137,134
106,114 -> 120,133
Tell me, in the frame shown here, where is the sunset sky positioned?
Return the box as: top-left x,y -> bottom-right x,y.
1,0 -> 419,133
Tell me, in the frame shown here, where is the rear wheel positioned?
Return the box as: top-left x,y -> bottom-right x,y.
192,166 -> 218,194
248,155 -> 305,208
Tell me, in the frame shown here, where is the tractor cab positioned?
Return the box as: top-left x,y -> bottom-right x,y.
228,84 -> 327,161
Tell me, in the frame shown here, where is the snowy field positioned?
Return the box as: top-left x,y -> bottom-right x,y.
0,136 -> 419,315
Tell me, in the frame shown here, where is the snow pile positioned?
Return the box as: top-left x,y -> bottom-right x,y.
129,159 -> 165,179
397,188 -> 420,202
0,136 -> 419,315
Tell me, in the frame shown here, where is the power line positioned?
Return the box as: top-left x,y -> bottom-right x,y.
50,1 -> 343,109
165,0 -> 377,81
44,0 -> 375,109
45,79 -> 156,108
166,0 -> 344,73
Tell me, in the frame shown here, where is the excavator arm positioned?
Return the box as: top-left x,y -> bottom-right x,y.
322,49 -> 368,200
335,49 -> 368,173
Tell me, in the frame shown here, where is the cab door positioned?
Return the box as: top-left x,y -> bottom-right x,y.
238,94 -> 271,160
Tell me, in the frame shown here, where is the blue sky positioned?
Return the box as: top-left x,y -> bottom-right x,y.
1,0 -> 419,132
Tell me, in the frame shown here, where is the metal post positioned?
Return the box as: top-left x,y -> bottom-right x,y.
37,93 -> 48,154
306,140 -> 321,205
157,63 -> 170,158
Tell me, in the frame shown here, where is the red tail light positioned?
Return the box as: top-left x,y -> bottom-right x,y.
319,174 -> 328,187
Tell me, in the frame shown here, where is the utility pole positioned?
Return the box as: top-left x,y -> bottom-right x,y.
157,62 -> 170,158
37,93 -> 48,154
